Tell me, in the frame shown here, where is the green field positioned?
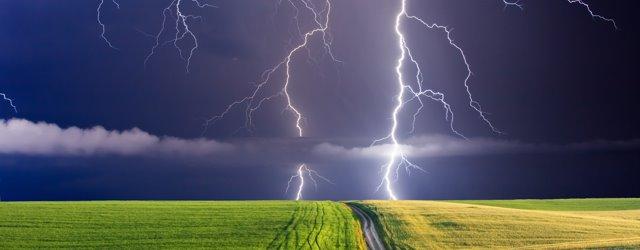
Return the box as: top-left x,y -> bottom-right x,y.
0,201 -> 365,249
3,199 -> 640,249
359,199 -> 640,249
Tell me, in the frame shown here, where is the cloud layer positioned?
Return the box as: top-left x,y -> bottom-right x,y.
312,135 -> 640,161
0,119 -> 233,157
1,119 -> 638,165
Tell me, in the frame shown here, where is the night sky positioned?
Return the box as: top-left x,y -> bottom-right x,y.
0,0 -> 638,201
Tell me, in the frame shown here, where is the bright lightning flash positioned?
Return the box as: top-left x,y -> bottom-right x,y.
205,0 -> 337,200
378,0 -> 617,200
285,164 -> 333,200
376,0 -> 499,201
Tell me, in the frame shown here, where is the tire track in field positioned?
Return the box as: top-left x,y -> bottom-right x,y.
266,202 -> 331,250
306,202 -> 318,248
303,202 -> 318,249
330,203 -> 343,247
335,203 -> 351,248
291,202 -> 315,249
339,204 -> 352,247
307,202 -> 320,249
267,203 -> 302,249
313,202 -> 326,249
289,202 -> 307,249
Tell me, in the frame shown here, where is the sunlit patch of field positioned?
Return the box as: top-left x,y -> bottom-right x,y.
361,199 -> 640,249
448,198 -> 640,211
0,201 -> 365,249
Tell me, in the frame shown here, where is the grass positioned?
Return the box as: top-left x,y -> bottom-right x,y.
448,198 -> 640,211
0,201 -> 365,249
4,199 -> 639,249
359,199 -> 640,249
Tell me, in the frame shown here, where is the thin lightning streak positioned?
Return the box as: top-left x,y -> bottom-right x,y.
144,0 -> 216,72
0,93 -> 17,113
0,92 -> 16,201
502,0 -> 524,10
205,0 -> 337,132
503,0 -> 617,29
406,15 -> 501,135
567,0 -> 617,29
97,0 -> 120,50
206,0 -> 336,200
97,0 -> 216,71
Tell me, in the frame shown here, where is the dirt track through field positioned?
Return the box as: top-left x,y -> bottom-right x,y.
348,204 -> 385,250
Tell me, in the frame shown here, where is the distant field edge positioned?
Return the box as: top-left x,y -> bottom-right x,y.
446,198 -> 640,211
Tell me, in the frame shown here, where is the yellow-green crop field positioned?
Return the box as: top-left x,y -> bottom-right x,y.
359,198 -> 640,249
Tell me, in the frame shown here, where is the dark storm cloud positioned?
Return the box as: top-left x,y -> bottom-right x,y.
2,0 -> 639,201
2,119 -> 638,166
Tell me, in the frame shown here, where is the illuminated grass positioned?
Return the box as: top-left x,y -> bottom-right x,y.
0,201 -> 365,249
448,198 -> 640,211
361,199 -> 640,249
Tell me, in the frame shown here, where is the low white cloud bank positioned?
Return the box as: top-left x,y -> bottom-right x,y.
0,119 -> 233,156
1,119 -> 638,163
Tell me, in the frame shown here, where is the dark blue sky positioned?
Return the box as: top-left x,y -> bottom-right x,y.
0,0 -> 639,201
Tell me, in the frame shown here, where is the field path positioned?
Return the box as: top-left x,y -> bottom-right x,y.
348,204 -> 385,250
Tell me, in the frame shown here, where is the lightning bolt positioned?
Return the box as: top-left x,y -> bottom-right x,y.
97,0 -> 216,72
377,0 -> 495,200
97,0 -> 120,50
503,0 -> 617,28
0,92 -> 17,206
378,0 -> 617,200
502,0 -> 524,10
205,0 -> 337,200
0,93 -> 17,113
566,0 -> 617,29
144,0 -> 216,72
285,164 -> 333,200
0,92 -> 16,201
